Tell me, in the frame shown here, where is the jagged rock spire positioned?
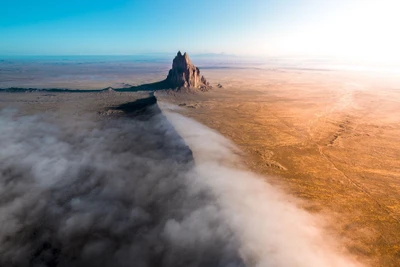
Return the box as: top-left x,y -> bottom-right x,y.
166,51 -> 211,90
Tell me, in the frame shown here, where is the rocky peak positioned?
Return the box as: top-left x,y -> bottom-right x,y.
166,51 -> 211,90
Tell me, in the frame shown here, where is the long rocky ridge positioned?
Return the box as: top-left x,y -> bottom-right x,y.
0,51 -> 212,93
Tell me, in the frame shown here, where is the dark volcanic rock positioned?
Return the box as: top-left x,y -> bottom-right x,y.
166,51 -> 211,91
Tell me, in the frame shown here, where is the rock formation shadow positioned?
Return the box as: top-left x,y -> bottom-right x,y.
110,93 -> 159,117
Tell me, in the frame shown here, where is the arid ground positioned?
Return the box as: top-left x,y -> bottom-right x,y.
1,61 -> 400,266
157,68 -> 400,267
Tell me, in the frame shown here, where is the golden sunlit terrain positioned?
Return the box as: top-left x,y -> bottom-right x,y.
3,0 -> 400,265
157,68 -> 400,266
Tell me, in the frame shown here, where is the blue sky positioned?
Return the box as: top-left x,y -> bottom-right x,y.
1,0 -> 399,60
0,0 -> 306,55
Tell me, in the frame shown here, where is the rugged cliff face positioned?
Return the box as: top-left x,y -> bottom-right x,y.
166,51 -> 211,90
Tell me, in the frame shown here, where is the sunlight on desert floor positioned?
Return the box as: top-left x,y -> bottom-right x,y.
157,68 -> 400,267
2,64 -> 400,266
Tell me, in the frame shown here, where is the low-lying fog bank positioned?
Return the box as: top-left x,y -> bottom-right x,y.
161,103 -> 363,267
0,107 -> 241,267
0,100 -> 363,267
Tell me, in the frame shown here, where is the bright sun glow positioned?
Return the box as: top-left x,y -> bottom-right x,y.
273,0 -> 400,65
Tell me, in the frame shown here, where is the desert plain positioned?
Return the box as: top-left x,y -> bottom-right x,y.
158,67 -> 400,266
1,59 -> 400,266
